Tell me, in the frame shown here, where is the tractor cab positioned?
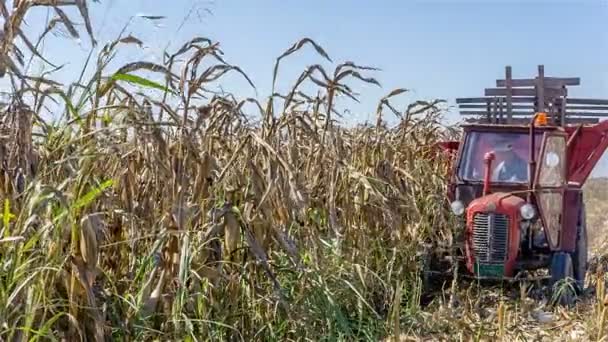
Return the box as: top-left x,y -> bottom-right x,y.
457,126 -> 540,187
450,122 -> 566,278
435,65 -> 608,304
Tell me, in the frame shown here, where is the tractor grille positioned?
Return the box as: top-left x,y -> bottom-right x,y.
472,213 -> 509,264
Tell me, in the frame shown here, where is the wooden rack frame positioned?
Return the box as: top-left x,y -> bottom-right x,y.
456,65 -> 608,125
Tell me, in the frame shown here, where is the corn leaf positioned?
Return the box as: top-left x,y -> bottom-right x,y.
73,179 -> 115,209
111,72 -> 175,95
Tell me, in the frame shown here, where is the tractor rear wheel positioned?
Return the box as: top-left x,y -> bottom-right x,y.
550,252 -> 577,306
571,200 -> 588,294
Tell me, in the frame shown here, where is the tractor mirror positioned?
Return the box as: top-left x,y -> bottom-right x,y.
535,132 -> 567,188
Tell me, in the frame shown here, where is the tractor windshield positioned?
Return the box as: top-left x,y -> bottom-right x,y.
458,131 -> 543,184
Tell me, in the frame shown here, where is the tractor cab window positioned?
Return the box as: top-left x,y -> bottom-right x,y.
458,131 -> 542,184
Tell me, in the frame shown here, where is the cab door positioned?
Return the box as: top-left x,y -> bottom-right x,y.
534,131 -> 568,250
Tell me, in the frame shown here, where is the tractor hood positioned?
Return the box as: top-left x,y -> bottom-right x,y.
466,192 -> 526,217
464,192 -> 527,277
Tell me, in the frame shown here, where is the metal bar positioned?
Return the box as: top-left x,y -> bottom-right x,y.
496,77 -> 580,87
529,113 -> 538,195
567,125 -> 583,148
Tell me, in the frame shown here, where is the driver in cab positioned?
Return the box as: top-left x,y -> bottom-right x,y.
492,141 -> 528,182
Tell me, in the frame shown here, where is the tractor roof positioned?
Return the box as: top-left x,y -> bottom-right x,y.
459,123 -> 560,132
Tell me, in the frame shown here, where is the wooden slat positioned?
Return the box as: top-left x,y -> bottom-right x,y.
566,105 -> 608,111
457,97 -> 608,106
456,97 -> 537,104
567,98 -> 608,105
505,66 -> 513,121
537,66 -> 545,112
459,104 -> 535,109
496,77 -> 580,87
461,111 -> 533,116
565,118 -> 600,124
564,112 -> 608,117
460,104 -> 608,111
485,87 -> 566,98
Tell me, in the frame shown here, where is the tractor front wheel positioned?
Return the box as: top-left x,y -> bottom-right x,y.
550,252 -> 577,306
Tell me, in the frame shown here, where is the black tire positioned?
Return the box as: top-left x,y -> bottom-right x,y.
571,199 -> 588,294
419,249 -> 436,307
421,250 -> 432,290
550,252 -> 577,306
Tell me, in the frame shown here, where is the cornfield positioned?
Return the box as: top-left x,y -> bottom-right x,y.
1,1 -> 608,341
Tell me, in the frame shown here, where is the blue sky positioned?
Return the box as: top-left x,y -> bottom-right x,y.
18,0 -> 608,175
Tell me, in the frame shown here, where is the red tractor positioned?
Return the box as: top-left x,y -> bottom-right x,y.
430,65 -> 608,304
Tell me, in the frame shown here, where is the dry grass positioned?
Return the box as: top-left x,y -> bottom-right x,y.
1,1 -> 608,341
585,178 -> 608,255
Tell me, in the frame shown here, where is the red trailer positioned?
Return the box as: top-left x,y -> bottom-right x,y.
431,65 -> 608,305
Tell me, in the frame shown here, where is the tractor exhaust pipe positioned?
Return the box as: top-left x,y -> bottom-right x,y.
483,152 -> 495,196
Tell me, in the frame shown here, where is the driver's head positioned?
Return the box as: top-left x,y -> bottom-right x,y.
494,138 -> 518,160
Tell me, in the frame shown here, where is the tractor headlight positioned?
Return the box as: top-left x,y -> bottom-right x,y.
450,200 -> 465,216
520,203 -> 536,220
